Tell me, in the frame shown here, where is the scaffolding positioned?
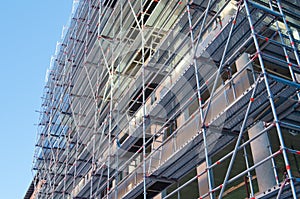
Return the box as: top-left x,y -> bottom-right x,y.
27,0 -> 300,199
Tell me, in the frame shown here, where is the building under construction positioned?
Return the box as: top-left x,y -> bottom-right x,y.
25,0 -> 300,198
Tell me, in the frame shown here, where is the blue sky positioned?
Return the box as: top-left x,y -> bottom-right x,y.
0,1 -> 72,198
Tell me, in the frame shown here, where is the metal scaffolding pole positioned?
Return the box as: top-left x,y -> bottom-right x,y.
242,139 -> 254,198
186,0 -> 214,198
107,60 -> 113,199
140,0 -> 147,198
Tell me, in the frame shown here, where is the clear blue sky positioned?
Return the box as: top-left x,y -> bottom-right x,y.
0,1 -> 73,198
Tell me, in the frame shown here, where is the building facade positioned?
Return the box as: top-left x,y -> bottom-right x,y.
26,0 -> 300,198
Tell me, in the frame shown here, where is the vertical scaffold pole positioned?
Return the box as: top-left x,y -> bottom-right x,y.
242,140 -> 254,197
115,2 -> 123,198
107,52 -> 113,199
243,1 -> 297,198
185,0 -> 214,198
141,0 -> 147,198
